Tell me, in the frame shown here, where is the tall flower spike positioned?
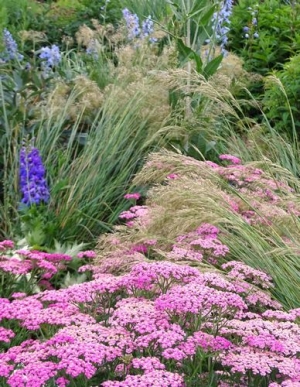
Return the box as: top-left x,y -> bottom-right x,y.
39,44 -> 61,75
213,0 -> 233,56
1,28 -> 24,62
122,8 -> 141,40
19,145 -> 50,206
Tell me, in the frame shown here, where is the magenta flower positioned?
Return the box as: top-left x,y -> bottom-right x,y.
77,250 -> 97,259
124,193 -> 141,200
219,154 -> 242,165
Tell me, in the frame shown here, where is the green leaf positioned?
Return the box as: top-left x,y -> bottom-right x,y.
192,52 -> 203,73
203,54 -> 223,79
198,5 -> 216,26
177,38 -> 194,64
165,0 -> 182,20
176,38 -> 203,72
188,0 -> 207,18
51,179 -> 70,195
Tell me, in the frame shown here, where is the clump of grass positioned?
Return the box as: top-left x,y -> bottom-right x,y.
97,150 -> 300,309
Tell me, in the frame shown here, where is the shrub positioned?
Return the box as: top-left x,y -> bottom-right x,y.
228,0 -> 300,75
263,54 -> 300,140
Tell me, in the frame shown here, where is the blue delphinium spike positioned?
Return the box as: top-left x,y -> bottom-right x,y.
19,145 -> 50,206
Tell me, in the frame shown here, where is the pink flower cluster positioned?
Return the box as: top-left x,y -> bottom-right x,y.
167,223 -> 229,265
0,248 -> 72,278
219,154 -> 242,165
0,254 -> 298,386
119,205 -> 150,228
0,240 -> 14,251
77,250 -> 97,259
124,192 -> 141,200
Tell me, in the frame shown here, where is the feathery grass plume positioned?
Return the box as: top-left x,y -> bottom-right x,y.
37,75 -> 104,124
96,150 -> 300,309
32,75 -> 172,243
18,30 -> 47,44
216,82 -> 300,177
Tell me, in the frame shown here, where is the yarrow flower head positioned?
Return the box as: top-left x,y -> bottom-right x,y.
124,192 -> 141,200
19,144 -> 50,206
1,28 -> 24,62
219,154 -> 242,165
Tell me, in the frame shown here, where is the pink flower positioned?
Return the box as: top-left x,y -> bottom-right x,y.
124,193 -> 141,200
205,160 -> 219,169
167,173 -> 179,180
11,292 -> 27,299
77,250 -> 96,259
219,154 -> 242,165
0,240 -> 14,250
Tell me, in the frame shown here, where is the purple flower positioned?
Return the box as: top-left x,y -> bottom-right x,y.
1,29 -> 23,62
142,16 -> 154,37
39,45 -> 61,75
122,9 -> 156,43
122,8 -> 141,40
213,0 -> 233,55
19,145 -> 50,206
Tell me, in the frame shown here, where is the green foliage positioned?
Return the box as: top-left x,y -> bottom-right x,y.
167,0 -> 218,66
119,0 -> 170,20
263,54 -> 300,140
0,0 -> 8,48
40,88 -> 166,243
46,0 -> 121,40
228,0 -> 300,75
1,0 -> 41,34
2,0 -> 122,51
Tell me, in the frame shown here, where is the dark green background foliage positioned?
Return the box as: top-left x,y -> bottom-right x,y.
228,0 -> 300,75
0,0 -> 122,51
263,54 -> 300,138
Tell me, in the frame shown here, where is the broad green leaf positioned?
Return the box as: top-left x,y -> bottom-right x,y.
203,54 -> 223,78
192,52 -> 203,73
199,5 -> 216,26
188,0 -> 208,18
177,38 -> 195,64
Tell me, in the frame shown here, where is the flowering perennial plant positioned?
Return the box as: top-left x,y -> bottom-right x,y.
2,152 -> 300,386
166,223 -> 229,265
212,0 -> 234,55
243,5 -> 259,40
39,44 -> 61,75
0,243 -> 84,298
1,237 -> 300,386
19,145 -> 50,206
1,29 -> 23,62
122,8 -> 155,42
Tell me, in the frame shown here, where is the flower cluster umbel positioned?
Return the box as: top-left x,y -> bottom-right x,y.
19,144 -> 50,206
